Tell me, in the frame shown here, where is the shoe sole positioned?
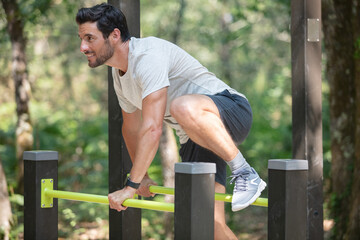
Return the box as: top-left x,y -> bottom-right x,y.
232,180 -> 267,212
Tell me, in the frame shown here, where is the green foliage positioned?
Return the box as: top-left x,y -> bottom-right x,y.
0,103 -> 17,185
19,0 -> 53,23
323,79 -> 331,181
141,209 -> 168,239
8,193 -> 24,239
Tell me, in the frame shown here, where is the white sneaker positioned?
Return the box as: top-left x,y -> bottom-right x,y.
230,167 -> 266,211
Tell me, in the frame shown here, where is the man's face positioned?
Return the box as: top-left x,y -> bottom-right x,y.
78,22 -> 114,68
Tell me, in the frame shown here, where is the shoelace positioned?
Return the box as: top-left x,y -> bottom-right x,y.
229,171 -> 250,192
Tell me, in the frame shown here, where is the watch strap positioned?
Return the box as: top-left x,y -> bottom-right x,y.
125,177 -> 140,189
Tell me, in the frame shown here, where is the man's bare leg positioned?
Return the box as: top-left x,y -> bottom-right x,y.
171,94 -> 266,212
170,94 -> 238,162
214,183 -> 238,240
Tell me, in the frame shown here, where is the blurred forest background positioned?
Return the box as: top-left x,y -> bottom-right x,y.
0,0 -> 359,239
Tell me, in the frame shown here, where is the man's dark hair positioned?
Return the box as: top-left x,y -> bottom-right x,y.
76,3 -> 131,42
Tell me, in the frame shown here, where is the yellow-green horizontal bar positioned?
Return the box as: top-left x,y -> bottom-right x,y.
149,186 -> 174,195
149,185 -> 268,207
44,189 -> 174,212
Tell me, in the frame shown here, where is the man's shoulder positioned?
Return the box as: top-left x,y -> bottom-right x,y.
130,36 -> 176,54
135,36 -> 170,44
129,37 -> 176,67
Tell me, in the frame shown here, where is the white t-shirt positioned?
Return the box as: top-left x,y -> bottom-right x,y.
112,37 -> 245,144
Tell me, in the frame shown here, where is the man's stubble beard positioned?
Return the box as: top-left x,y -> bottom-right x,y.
89,39 -> 114,68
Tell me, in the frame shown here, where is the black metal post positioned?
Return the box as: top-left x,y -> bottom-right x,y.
174,162 -> 216,240
268,159 -> 308,240
24,151 -> 58,240
291,0 -> 323,239
107,1 -> 141,239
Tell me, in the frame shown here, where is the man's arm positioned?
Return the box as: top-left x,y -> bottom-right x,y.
122,109 -> 142,162
128,87 -> 167,183
122,108 -> 157,197
108,87 -> 168,211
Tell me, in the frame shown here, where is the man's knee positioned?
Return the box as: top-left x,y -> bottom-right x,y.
170,96 -> 195,121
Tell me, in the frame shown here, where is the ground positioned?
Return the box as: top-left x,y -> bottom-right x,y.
56,208 -> 334,239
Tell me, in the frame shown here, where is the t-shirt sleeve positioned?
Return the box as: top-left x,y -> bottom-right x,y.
134,52 -> 170,99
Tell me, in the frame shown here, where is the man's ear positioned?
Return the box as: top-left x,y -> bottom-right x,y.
110,28 -> 122,42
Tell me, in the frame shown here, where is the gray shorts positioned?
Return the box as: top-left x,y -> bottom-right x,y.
179,89 -> 253,186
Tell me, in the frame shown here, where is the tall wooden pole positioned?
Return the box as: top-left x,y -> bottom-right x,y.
107,1 -> 141,239
291,0 -> 323,239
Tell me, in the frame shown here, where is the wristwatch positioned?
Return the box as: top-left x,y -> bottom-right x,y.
125,177 -> 141,189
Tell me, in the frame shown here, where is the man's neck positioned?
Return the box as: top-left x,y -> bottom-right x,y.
106,39 -> 130,73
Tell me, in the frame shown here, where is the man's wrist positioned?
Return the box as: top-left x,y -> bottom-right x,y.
125,185 -> 138,193
125,177 -> 141,189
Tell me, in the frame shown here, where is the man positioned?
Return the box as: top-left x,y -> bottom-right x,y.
76,3 -> 266,239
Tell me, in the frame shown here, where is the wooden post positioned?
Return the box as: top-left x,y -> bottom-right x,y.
268,159 -> 308,240
107,0 -> 141,239
291,0 -> 323,239
174,162 -> 216,240
23,151 -> 58,240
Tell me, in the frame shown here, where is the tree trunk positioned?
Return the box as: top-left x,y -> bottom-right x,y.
158,1 -> 186,238
322,0 -> 360,239
347,0 -> 360,238
159,125 -> 178,239
1,0 -> 33,194
219,10 -> 232,86
160,126 -> 178,190
171,0 -> 186,44
0,158 -> 12,240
